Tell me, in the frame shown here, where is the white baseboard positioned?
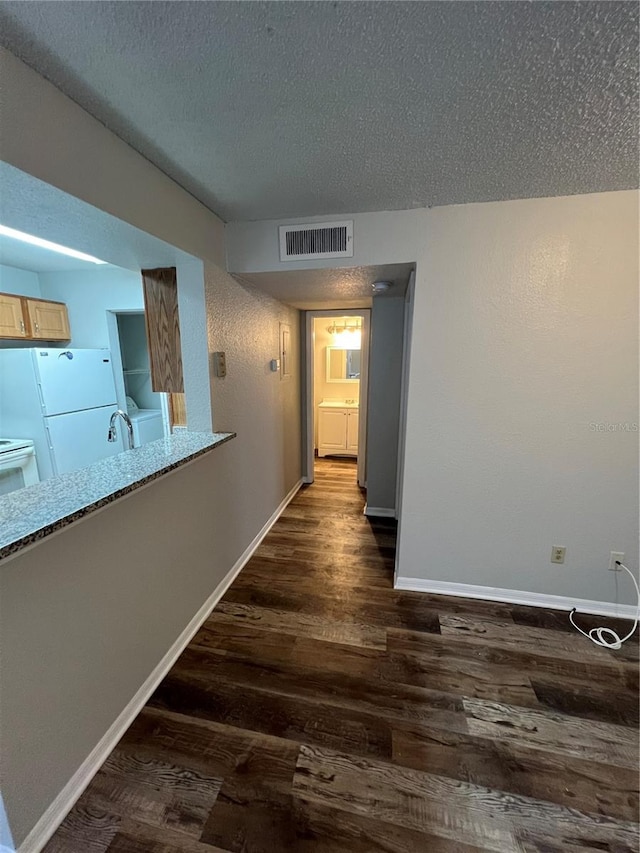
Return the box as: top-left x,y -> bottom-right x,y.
394,577 -> 639,620
18,478 -> 303,853
364,505 -> 396,518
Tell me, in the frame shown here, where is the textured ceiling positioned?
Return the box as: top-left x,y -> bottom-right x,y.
0,2 -> 637,222
0,161 -> 195,272
235,264 -> 413,309
0,233 -> 111,272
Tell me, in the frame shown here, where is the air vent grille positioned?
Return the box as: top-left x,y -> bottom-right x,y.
279,221 -> 353,261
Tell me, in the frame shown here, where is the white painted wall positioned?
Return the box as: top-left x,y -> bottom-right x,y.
0,264 -> 41,298
366,297 -> 404,511
399,191 -> 639,603
38,267 -> 144,348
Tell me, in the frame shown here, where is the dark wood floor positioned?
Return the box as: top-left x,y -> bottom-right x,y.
46,457 -> 639,852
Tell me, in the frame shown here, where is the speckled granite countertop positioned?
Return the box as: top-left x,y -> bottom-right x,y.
0,430 -> 235,561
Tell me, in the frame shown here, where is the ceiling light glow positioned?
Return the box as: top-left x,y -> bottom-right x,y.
0,225 -> 108,265
327,319 -> 362,349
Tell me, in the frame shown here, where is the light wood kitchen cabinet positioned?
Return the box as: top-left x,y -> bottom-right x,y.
0,292 -> 71,341
0,293 -> 28,338
318,404 -> 359,457
25,298 -> 71,341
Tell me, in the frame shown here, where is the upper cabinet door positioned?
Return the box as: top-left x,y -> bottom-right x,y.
0,293 -> 28,338
141,267 -> 184,393
26,298 -> 71,340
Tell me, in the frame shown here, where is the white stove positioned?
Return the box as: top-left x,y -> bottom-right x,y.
0,438 -> 35,453
0,438 -> 40,494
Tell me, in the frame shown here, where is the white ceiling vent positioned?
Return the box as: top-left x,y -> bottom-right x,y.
279,221 -> 353,262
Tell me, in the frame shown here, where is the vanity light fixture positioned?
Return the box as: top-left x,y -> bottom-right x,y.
0,224 -> 108,265
372,280 -> 391,293
327,318 -> 362,349
326,319 -> 362,336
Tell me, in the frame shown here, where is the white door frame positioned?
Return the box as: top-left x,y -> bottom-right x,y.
394,269 -> 416,583
106,309 -> 171,438
395,270 -> 415,519
303,308 -> 371,487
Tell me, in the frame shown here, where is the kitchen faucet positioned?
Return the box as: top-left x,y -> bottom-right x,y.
108,409 -> 135,450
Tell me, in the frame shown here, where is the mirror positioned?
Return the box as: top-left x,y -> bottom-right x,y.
326,347 -> 361,382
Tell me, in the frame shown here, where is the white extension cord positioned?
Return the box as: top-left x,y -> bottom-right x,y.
569,562 -> 639,649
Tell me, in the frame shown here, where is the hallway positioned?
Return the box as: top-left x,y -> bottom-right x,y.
46,459 -> 639,852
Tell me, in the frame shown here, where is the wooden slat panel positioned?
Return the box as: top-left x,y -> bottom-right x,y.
141,267 -> 184,393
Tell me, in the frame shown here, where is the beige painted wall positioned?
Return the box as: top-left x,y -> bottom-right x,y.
0,50 -> 302,847
366,297 -> 405,511
0,48 -> 225,266
0,268 -> 301,846
227,190 -> 639,605
399,191 -> 639,600
205,265 -> 302,502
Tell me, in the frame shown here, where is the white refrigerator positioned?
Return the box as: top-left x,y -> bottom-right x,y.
0,348 -> 125,481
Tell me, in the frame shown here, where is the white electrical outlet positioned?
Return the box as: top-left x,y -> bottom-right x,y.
551,546 -> 566,564
608,551 -> 625,572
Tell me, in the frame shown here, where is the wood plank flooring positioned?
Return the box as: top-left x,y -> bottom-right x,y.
45,458 -> 640,852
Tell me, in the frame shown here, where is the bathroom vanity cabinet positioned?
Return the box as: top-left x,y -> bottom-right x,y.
318,402 -> 359,457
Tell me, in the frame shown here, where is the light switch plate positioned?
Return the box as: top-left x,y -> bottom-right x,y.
213,351 -> 226,378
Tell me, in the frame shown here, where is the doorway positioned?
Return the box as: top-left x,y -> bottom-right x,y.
304,309 -> 370,487
106,310 -> 171,444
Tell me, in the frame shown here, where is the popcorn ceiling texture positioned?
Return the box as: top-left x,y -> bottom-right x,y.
0,1 -> 636,222
233,264 -> 414,309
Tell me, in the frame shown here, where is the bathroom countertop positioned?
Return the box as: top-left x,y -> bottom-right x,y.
0,430 -> 235,562
318,400 -> 359,408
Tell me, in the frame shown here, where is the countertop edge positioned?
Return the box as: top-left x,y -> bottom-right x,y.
0,432 -> 236,562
